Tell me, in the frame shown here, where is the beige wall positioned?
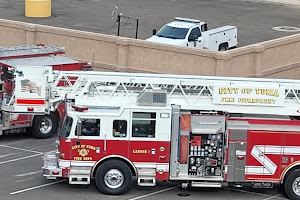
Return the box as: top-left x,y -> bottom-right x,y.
0,19 -> 299,78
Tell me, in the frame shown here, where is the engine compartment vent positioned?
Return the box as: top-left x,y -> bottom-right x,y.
137,89 -> 167,106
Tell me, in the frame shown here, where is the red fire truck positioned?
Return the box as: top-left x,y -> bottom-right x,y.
0,45 -> 90,138
8,67 -> 300,199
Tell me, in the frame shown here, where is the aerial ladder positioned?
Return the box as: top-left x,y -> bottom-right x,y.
5,66 -> 300,117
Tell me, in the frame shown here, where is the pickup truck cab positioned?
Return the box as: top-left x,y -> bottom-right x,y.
146,17 -> 238,51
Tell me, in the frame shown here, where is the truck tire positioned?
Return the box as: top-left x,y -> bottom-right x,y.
95,160 -> 132,195
219,43 -> 228,51
284,169 -> 300,200
31,113 -> 57,139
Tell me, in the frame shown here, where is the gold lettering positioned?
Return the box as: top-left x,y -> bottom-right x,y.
242,88 -> 252,94
237,98 -> 276,104
255,89 -> 260,95
233,88 -> 239,94
219,87 -> 225,94
221,97 -> 235,102
255,89 -> 279,97
273,90 -> 279,97
72,145 -> 80,150
219,87 -> 239,94
133,150 -> 148,154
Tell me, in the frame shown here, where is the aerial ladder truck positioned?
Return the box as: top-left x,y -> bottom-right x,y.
4,65 -> 300,199
0,45 -> 90,138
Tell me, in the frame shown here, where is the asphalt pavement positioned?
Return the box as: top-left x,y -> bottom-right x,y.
0,1 -> 299,199
0,0 -> 299,46
0,133 -> 290,200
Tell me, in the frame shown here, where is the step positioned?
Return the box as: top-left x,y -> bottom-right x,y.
191,181 -> 222,188
69,175 -> 90,185
138,177 -> 156,187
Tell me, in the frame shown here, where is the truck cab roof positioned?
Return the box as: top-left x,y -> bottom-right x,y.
167,21 -> 198,29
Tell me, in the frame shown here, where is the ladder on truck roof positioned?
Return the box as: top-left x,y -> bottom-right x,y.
50,70 -> 300,116
0,45 -> 64,59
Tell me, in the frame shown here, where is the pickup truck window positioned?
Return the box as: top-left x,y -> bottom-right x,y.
188,27 -> 201,41
156,25 -> 189,39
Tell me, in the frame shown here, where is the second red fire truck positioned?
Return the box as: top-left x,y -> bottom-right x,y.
4,66 -> 300,199
0,45 -> 90,138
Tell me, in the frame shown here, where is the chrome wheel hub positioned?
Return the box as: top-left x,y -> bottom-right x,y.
292,177 -> 300,196
104,169 -> 124,189
39,117 -> 53,134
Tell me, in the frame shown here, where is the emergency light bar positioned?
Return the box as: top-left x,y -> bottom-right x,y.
175,17 -> 200,24
72,105 -> 88,112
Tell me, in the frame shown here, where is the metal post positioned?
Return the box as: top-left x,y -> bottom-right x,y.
117,15 -> 121,36
135,19 -> 139,39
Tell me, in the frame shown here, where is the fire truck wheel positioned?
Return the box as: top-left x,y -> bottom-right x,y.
95,160 -> 132,195
284,169 -> 300,200
31,113 -> 57,139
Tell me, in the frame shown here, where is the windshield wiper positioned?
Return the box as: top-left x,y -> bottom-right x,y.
165,36 -> 178,39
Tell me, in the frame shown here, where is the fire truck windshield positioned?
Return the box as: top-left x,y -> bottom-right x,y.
60,116 -> 73,138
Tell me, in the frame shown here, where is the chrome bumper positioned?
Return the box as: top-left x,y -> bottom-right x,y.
42,151 -> 62,180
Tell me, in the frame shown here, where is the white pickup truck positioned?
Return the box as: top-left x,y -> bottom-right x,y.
146,17 -> 238,51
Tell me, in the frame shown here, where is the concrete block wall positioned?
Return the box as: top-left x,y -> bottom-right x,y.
0,18 -> 299,78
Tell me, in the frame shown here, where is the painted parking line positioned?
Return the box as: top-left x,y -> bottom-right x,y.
0,152 -> 21,158
9,180 -> 66,195
0,144 -> 43,154
226,188 -> 288,200
16,170 -> 41,177
0,153 -> 43,165
262,193 -> 289,200
16,177 -> 35,183
3,139 -> 33,146
0,145 -> 55,165
127,185 -> 179,200
10,180 -> 66,195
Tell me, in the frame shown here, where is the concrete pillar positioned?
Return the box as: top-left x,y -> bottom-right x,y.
24,24 -> 37,45
117,38 -> 130,68
215,52 -> 232,76
252,45 -> 264,76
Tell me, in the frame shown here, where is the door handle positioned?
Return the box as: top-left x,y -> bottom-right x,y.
159,156 -> 166,159
76,140 -> 80,145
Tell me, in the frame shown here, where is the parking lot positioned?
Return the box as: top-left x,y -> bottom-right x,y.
0,0 -> 299,46
0,0 -> 299,199
0,134 -> 290,200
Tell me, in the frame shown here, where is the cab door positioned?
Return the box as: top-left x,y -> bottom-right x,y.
129,111 -> 158,166
187,27 -> 203,49
70,118 -> 103,165
128,110 -> 171,180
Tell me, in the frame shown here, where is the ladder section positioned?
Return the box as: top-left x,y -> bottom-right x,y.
52,71 -> 300,116
0,45 -> 64,59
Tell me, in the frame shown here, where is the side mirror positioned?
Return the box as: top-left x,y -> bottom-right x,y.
152,29 -> 157,35
201,23 -> 208,32
77,120 -> 82,136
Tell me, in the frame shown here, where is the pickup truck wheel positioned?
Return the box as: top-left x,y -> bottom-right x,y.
219,44 -> 228,51
31,113 -> 57,139
284,169 -> 300,200
95,160 -> 132,195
